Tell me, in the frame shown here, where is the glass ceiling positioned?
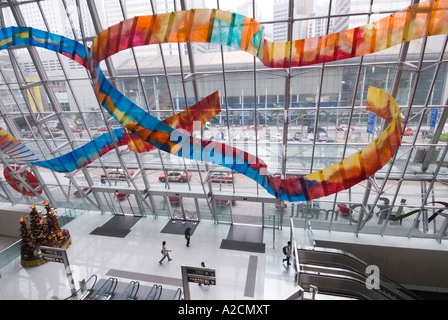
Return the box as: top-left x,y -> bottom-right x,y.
0,0 -> 447,241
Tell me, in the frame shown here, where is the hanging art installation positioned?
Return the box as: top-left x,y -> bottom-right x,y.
0,0 -> 447,202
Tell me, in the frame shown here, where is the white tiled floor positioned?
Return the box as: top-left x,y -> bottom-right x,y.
0,211 -> 302,300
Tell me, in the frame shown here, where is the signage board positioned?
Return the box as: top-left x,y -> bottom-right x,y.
187,276 -> 216,285
367,113 -> 376,134
181,265 -> 217,300
186,267 -> 216,278
40,247 -> 64,256
42,256 -> 64,263
430,108 -> 438,128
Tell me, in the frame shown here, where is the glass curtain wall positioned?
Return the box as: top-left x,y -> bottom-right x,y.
0,0 -> 447,241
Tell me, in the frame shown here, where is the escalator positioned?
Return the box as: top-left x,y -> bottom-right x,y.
119,281 -> 140,300
88,277 -> 118,300
171,288 -> 182,300
297,247 -> 421,300
64,275 -> 97,300
145,284 -> 162,300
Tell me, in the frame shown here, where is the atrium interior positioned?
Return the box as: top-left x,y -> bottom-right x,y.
0,0 -> 448,300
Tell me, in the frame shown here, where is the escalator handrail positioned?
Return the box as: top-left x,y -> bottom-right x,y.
146,284 -> 163,300
300,264 -> 403,300
299,270 -> 392,300
298,246 -> 420,300
89,277 -> 118,300
298,247 -> 418,300
172,288 -> 182,300
64,274 -> 98,300
154,285 -> 162,300
119,280 -> 140,300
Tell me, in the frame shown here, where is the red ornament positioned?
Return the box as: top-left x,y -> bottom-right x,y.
4,166 -> 42,197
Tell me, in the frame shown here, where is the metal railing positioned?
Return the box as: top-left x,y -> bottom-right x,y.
0,240 -> 21,270
289,219 -> 302,285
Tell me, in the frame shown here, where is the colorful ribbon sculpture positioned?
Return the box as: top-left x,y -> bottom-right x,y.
0,1 -> 447,202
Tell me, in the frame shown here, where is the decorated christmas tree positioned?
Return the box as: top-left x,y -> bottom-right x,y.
20,201 -> 71,267
44,201 -> 63,246
29,205 -> 47,247
19,217 -> 35,260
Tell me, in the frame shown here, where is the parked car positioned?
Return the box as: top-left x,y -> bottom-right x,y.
101,169 -> 134,180
337,203 -> 352,216
275,202 -> 287,209
73,187 -> 90,197
275,133 -> 282,142
247,125 -> 263,130
265,132 -> 271,140
307,126 -> 326,134
159,171 -> 192,182
215,132 -> 224,141
336,124 -> 354,131
116,193 -> 129,201
210,172 -> 235,183
215,199 -> 236,206
97,126 -> 107,131
316,131 -> 328,142
168,196 -> 181,205
44,131 -> 63,138
92,132 -> 103,139
20,131 -> 33,138
72,128 -> 81,132
294,132 -> 302,141
403,128 -> 414,136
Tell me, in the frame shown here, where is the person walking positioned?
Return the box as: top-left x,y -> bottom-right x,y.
185,226 -> 191,247
159,241 -> 172,264
282,241 -> 292,265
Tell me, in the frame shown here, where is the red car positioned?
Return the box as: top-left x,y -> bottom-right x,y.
159,171 -> 192,182
73,187 -> 90,197
72,128 -> 81,132
336,124 -> 354,131
247,125 -> 263,130
275,202 -> 287,209
168,196 -> 181,205
210,172 -> 235,183
337,203 -> 352,216
403,128 -> 414,136
215,199 -> 236,206
97,126 -> 107,131
116,193 -> 129,201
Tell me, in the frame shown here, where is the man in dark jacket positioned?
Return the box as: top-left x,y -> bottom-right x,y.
185,226 -> 191,247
